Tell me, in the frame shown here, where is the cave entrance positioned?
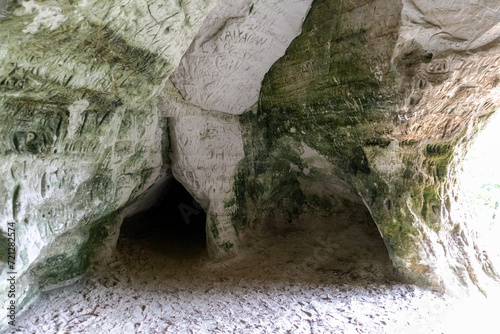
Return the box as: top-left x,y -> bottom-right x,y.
117,177 -> 207,261
242,189 -> 395,283
457,111 -> 500,268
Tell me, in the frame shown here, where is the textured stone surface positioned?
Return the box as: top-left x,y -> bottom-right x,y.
1,0 -> 500,327
170,0 -> 313,114
397,0 -> 500,54
256,0 -> 500,293
161,82 -> 245,258
0,0 -> 216,322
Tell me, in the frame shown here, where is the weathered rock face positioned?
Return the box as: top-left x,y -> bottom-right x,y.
1,0 -> 500,324
170,0 -> 313,114
255,0 -> 500,293
160,82 -> 246,258
0,0 -> 218,319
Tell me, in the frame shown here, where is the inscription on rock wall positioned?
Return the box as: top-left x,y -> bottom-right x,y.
394,51 -> 500,142
170,0 -> 313,114
170,116 -> 244,211
0,104 -> 68,156
0,0 -> 220,322
399,0 -> 500,54
81,0 -> 214,64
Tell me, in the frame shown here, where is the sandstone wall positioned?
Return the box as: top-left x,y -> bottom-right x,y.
1,1 -> 499,324
0,0 -> 217,320
257,0 -> 500,294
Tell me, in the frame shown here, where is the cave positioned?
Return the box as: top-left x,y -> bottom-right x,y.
118,177 -> 207,262
116,175 -> 393,285
2,0 -> 500,332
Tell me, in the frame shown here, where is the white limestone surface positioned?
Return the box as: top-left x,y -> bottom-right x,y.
0,0 -> 218,324
13,0 -> 68,34
168,112 -> 245,257
398,0 -> 500,55
170,0 -> 313,114
80,0 -> 218,65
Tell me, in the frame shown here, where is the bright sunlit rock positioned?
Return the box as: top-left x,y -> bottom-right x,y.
459,111 -> 500,268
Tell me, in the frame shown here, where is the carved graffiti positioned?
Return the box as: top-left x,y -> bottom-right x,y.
170,0 -> 314,114
170,115 -> 245,213
427,59 -> 450,74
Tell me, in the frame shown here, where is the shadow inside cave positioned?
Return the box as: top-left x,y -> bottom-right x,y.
114,180 -> 395,286
225,207 -> 397,285
117,177 -> 208,263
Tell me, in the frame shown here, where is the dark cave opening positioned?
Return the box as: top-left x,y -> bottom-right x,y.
118,177 -> 207,259
115,177 -> 394,283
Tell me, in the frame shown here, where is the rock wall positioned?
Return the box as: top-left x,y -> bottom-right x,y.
257,0 -> 500,294
1,0 -> 500,325
0,0 -> 218,321
160,83 -> 246,258
170,0 -> 313,114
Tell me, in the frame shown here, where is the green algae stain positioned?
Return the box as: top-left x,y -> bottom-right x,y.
30,211 -> 120,290
210,214 -> 219,239
224,197 -> 236,208
218,241 -> 234,253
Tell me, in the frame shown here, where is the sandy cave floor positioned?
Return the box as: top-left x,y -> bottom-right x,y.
8,212 -> 500,334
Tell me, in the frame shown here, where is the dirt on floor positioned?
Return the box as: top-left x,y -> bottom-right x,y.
8,212 -> 499,334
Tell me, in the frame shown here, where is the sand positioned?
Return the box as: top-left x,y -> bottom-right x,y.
8,212 -> 496,333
